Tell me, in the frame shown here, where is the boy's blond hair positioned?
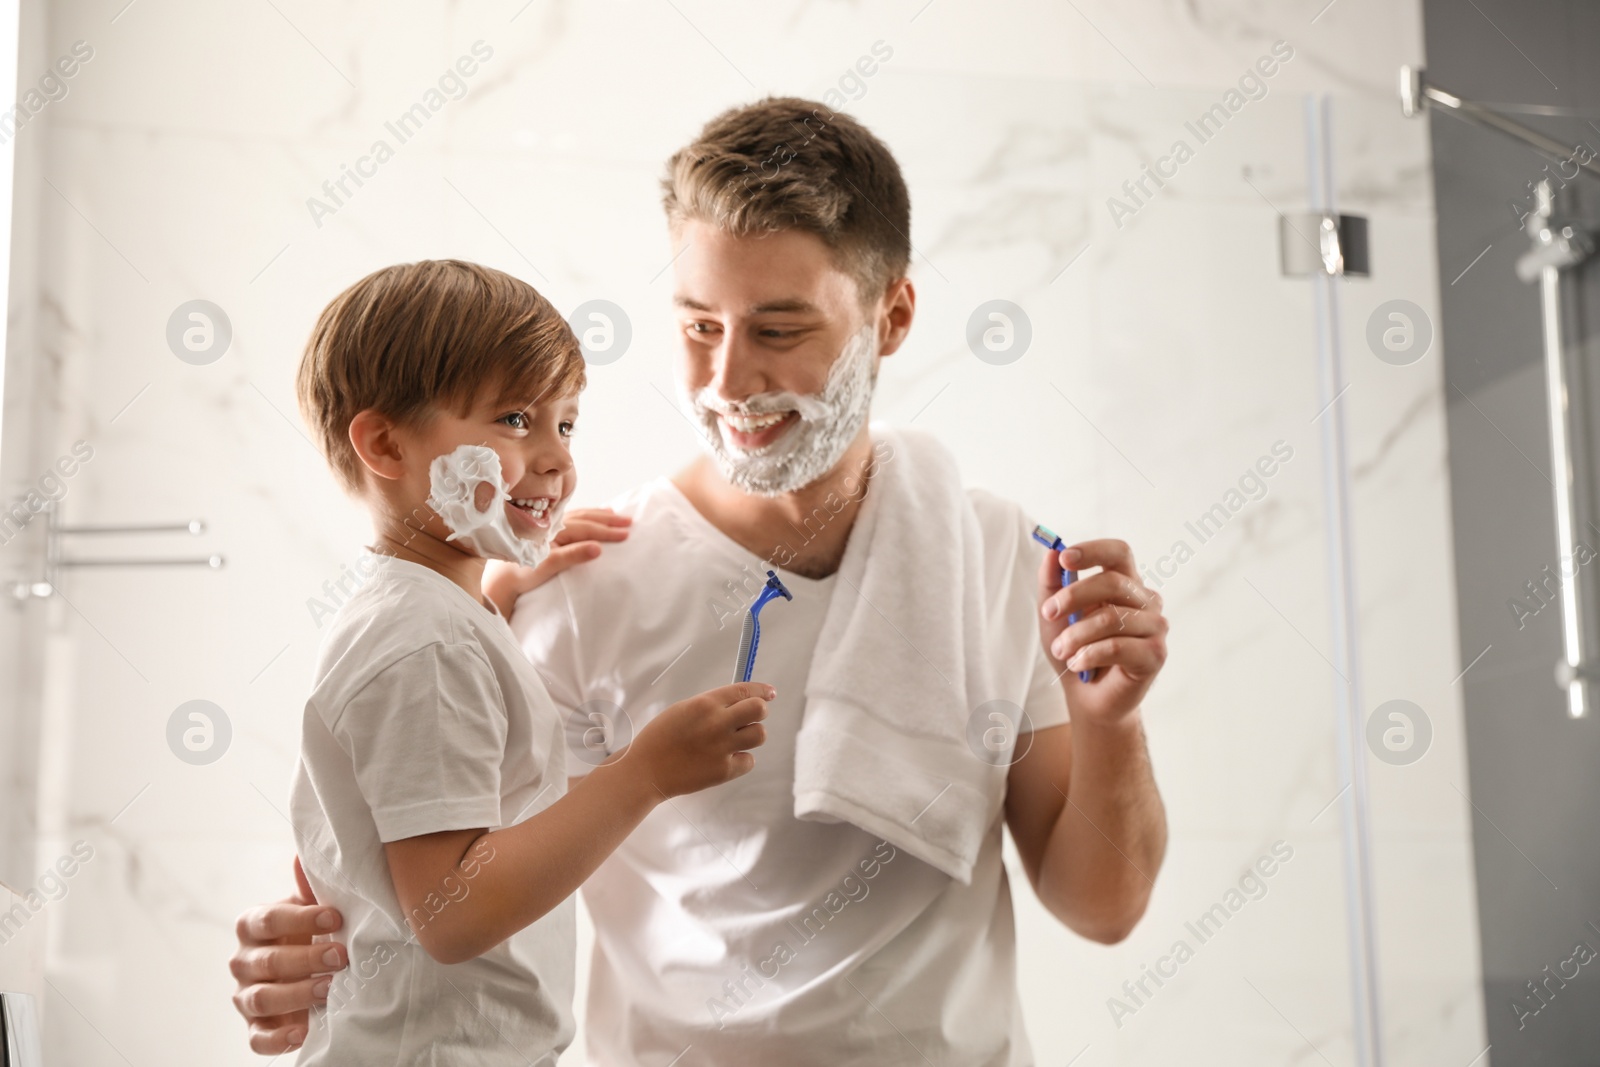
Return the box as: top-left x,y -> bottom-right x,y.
297,259 -> 585,494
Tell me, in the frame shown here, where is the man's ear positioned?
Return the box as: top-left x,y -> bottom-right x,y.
348,409 -> 408,482
875,277 -> 916,358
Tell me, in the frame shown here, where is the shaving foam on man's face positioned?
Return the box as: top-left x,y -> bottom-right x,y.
426,444 -> 568,569
684,322 -> 879,496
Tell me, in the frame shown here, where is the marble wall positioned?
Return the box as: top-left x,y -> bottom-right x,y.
0,0 -> 1485,1063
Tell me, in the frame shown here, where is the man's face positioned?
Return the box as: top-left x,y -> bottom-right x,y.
671,221 -> 886,495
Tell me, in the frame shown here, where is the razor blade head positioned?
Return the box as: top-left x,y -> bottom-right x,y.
1031,523 -> 1066,551
765,569 -> 794,601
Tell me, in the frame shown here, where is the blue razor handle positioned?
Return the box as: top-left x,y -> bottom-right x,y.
734,570 -> 795,683
1031,524 -> 1093,683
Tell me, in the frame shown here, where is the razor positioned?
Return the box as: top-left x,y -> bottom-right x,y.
1032,524 -> 1094,683
733,570 -> 794,683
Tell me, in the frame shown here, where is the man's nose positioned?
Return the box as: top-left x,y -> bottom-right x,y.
709,329 -> 765,401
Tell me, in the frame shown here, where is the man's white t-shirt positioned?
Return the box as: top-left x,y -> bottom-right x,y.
512,478 -> 1068,1066
290,556 -> 575,1066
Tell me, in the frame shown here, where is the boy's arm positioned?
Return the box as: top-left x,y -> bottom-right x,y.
385,683 -> 770,965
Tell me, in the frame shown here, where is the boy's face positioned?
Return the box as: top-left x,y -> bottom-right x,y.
671,221 -> 877,458
399,386 -> 579,548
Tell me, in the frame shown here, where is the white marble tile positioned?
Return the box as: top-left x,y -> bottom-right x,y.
1013,835 -> 1357,1066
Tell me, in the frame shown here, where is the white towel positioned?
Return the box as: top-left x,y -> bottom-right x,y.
794,423 -> 1010,884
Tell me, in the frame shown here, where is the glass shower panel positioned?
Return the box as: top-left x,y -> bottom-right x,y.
1325,89 -> 1491,1066
915,79 -> 1364,1064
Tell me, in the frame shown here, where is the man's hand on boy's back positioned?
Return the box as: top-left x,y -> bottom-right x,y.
230,857 -> 348,1055
619,683 -> 774,797
482,507 -> 631,616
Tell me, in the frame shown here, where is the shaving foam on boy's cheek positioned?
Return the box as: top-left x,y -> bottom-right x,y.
426,444 -> 563,570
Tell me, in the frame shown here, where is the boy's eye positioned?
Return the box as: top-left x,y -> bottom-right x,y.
500,411 -> 530,430
559,421 -> 575,439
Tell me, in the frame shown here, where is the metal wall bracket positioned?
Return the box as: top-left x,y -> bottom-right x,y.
1280,212 -> 1370,277
8,504 -> 223,600
1402,66 -> 1600,186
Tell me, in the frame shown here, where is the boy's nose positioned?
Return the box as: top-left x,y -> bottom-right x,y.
531,436 -> 575,478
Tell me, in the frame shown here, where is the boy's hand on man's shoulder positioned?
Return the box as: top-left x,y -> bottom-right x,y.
482,507 -> 633,615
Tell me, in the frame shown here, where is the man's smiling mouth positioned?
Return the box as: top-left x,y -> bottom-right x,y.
718,410 -> 799,451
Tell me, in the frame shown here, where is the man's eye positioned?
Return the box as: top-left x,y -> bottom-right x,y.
688,322 -> 718,335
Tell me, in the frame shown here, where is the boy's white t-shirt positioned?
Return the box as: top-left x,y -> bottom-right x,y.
290,556 -> 575,1066
512,477 -> 1068,1067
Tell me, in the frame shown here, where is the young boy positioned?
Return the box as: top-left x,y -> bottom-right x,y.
287,259 -> 772,1063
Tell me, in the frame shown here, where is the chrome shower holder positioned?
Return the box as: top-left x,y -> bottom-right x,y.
8,503 -> 224,601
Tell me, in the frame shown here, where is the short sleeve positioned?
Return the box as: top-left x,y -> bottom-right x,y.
328,641 -> 509,842
1021,639 -> 1070,733
966,485 -> 1072,736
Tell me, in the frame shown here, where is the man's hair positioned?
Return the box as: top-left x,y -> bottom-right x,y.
661,96 -> 911,304
296,259 -> 584,494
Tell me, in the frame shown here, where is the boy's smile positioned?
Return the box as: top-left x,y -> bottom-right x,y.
506,492 -> 559,533
423,395 -> 576,550
352,385 -> 580,589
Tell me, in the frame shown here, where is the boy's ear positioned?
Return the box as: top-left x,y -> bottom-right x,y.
348,409 -> 408,482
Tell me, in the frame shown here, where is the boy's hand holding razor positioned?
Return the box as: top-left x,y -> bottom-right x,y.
385,682 -> 771,966
620,682 -> 774,797
1034,533 -> 1168,727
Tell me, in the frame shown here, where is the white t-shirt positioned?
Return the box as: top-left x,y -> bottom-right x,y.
290,556 -> 575,1066
512,478 -> 1068,1066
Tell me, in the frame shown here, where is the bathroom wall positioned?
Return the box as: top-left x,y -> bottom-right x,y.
0,0 -> 1484,1063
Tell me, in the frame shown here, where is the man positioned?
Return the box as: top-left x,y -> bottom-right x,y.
232,97 -> 1168,1065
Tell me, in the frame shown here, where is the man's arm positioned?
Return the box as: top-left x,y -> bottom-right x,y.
1005,718 -> 1165,942
230,857 -> 348,1055
1004,538 -> 1169,943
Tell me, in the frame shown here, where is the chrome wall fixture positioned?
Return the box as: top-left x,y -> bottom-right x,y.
1279,211 -> 1370,279
0,992 -> 41,1067
1522,182 -> 1599,718
1402,66 -> 1600,717
8,504 -> 224,601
